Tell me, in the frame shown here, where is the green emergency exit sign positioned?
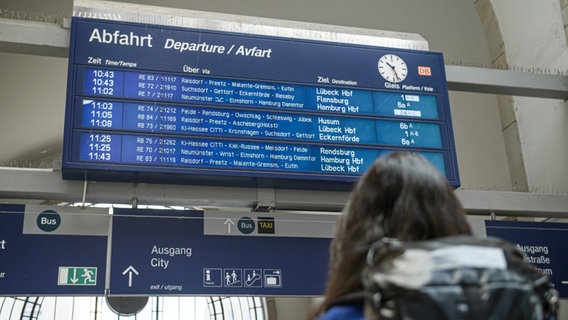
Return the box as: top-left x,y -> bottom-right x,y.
58,266 -> 97,286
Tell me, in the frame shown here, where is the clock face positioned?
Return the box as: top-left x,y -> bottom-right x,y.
378,54 -> 408,83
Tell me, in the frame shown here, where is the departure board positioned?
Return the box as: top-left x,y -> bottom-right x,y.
62,17 -> 460,189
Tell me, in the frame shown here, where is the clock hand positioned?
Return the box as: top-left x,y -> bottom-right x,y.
386,62 -> 400,81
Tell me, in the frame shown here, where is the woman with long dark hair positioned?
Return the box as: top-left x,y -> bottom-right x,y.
308,151 -> 472,319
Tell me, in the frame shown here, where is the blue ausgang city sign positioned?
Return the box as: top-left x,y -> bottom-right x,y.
109,208 -> 332,296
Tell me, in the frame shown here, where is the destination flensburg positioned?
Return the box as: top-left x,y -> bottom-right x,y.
84,68 -> 374,114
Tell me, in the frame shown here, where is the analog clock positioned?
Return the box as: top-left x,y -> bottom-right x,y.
378,54 -> 408,83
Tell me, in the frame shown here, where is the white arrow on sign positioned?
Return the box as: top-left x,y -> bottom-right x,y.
224,218 -> 235,233
122,265 -> 139,287
70,268 -> 79,284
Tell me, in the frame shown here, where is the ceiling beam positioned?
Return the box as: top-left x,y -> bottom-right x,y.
0,18 -> 70,57
0,167 -> 566,216
445,65 -> 568,100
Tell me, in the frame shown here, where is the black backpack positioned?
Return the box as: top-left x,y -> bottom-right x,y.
361,235 -> 559,320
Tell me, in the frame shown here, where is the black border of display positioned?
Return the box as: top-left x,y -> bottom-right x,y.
62,17 -> 460,190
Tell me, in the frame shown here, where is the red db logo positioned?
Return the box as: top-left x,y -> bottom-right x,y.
418,66 -> 432,76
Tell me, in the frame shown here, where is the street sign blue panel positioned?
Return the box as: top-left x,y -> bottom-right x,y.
485,220 -> 568,297
109,209 -> 331,296
0,204 -> 107,295
62,17 -> 460,189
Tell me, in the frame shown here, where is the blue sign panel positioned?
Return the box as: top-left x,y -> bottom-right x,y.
63,18 -> 459,189
0,204 -> 107,295
109,209 -> 331,296
485,220 -> 568,297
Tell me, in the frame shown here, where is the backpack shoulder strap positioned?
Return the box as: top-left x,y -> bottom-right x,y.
329,290 -> 366,307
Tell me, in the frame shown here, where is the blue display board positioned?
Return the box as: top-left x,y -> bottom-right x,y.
0,204 -> 107,295
109,209 -> 332,295
485,220 -> 568,298
63,17 -> 460,189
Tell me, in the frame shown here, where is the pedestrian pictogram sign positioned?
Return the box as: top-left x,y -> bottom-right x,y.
58,267 -> 97,286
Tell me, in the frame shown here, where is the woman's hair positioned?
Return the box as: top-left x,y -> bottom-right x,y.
309,151 -> 472,318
